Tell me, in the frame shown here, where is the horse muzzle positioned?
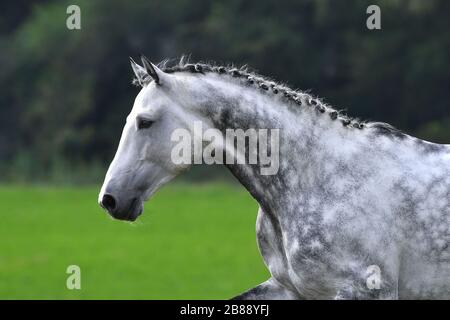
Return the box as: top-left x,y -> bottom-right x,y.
99,193 -> 143,221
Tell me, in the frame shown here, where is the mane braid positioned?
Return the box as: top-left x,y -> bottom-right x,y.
136,56 -> 405,137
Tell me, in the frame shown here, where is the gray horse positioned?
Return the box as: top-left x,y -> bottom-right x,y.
99,56 -> 450,299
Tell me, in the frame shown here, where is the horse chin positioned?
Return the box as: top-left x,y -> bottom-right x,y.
143,174 -> 176,201
114,198 -> 143,222
127,198 -> 144,221
118,175 -> 175,221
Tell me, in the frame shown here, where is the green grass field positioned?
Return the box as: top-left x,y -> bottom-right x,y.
0,183 -> 269,299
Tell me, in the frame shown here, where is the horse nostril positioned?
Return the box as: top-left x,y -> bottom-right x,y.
101,194 -> 116,212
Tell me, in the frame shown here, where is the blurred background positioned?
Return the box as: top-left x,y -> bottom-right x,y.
0,0 -> 449,299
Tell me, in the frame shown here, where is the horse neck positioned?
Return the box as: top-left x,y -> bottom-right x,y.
187,74 -> 360,213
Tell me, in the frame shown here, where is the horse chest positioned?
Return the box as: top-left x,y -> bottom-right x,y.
255,208 -> 290,283
255,207 -> 333,295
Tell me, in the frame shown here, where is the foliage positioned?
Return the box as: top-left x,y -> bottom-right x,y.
1,0 -> 449,183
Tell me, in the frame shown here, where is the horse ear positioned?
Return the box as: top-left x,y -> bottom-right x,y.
140,55 -> 162,85
130,57 -> 148,87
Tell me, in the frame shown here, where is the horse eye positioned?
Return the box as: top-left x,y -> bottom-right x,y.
137,118 -> 154,130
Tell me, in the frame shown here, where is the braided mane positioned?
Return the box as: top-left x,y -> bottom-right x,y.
134,56 -> 404,137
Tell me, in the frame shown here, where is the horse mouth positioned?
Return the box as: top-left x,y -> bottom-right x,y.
124,198 -> 142,221
110,197 -> 142,222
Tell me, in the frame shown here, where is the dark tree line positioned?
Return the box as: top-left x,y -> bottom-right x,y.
1,0 -> 449,182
